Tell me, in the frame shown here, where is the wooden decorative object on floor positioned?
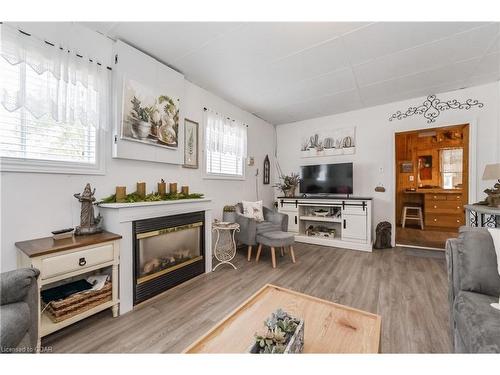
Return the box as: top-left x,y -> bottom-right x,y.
115,186 -> 126,203
183,284 -> 381,353
137,182 -> 146,198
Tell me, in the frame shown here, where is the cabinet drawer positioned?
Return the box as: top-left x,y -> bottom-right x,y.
425,214 -> 464,228
41,244 -> 114,279
446,194 -> 462,201
426,201 -> 463,214
425,194 -> 447,201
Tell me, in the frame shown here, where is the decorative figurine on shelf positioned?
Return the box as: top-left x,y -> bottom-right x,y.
74,183 -> 103,235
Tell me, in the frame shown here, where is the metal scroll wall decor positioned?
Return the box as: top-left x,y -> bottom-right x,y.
389,95 -> 484,124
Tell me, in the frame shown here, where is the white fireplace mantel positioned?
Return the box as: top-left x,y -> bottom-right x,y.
98,198 -> 213,315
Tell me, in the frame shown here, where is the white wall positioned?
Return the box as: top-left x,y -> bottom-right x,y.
276,82 -> 500,241
0,24 -> 276,271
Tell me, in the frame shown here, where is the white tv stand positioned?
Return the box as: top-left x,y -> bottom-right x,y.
277,197 -> 373,252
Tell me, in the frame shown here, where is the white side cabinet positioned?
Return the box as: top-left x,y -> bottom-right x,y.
277,197 -> 372,252
16,232 -> 121,348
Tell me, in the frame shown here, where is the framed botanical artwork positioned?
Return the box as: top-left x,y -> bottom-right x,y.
183,119 -> 199,168
122,78 -> 180,149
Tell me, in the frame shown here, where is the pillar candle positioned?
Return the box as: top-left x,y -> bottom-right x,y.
137,182 -> 146,198
158,181 -> 166,196
181,186 -> 189,195
116,186 -> 126,203
169,183 -> 177,194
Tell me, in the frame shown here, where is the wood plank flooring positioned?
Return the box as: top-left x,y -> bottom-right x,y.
396,226 -> 458,249
42,243 -> 451,353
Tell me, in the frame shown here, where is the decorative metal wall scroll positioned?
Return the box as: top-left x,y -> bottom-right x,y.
389,95 -> 484,124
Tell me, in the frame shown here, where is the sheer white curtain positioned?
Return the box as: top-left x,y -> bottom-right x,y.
205,109 -> 247,158
0,23 -> 109,132
205,109 -> 247,176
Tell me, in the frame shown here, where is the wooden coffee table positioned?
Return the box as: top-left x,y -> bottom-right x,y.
184,284 -> 381,353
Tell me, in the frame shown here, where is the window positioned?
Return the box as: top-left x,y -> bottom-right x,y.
440,148 -> 463,189
204,109 -> 247,178
0,24 -> 108,174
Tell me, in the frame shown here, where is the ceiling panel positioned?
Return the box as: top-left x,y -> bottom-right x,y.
81,21 -> 500,125
359,58 -> 479,106
354,23 -> 499,87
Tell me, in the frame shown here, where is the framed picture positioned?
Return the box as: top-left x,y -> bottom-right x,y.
183,119 -> 199,168
400,161 -> 413,173
121,78 -> 179,149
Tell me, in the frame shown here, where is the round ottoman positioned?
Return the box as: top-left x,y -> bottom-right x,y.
255,231 -> 296,268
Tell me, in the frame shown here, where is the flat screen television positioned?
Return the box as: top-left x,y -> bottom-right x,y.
300,163 -> 353,195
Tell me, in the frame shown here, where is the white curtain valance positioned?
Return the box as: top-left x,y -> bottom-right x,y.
0,24 -> 109,130
205,109 -> 247,158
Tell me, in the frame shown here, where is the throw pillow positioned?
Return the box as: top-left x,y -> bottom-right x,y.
242,200 -> 264,222
488,228 -> 500,310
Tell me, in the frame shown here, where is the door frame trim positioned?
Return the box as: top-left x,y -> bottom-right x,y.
391,119 -> 477,248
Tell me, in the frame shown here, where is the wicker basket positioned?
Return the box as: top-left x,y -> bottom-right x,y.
44,282 -> 112,323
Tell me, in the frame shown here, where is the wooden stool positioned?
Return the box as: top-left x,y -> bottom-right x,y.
402,204 -> 424,229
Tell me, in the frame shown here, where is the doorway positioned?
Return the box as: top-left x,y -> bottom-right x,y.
395,124 -> 469,250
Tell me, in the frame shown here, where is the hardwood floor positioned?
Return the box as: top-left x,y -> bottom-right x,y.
43,243 -> 451,353
396,225 -> 458,249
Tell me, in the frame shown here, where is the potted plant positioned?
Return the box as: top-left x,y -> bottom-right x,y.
274,173 -> 301,197
249,309 -> 304,354
130,96 -> 152,140
222,205 -> 237,222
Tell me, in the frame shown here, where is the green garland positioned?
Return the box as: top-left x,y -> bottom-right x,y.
99,192 -> 204,204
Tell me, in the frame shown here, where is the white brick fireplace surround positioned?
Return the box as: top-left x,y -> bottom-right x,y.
99,198 -> 213,315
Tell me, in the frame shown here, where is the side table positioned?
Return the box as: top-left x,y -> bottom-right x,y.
464,204 -> 500,227
212,222 -> 240,271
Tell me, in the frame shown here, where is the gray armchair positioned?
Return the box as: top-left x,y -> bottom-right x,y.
446,227 -> 500,353
235,203 -> 288,261
1,268 -> 40,353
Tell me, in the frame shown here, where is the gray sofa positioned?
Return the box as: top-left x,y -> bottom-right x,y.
235,203 -> 288,259
446,227 -> 500,353
1,268 -> 40,353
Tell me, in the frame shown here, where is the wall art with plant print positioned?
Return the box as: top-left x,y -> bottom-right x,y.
183,119 -> 199,168
300,126 -> 356,158
121,78 -> 179,148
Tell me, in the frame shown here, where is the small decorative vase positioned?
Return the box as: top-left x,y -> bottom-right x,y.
284,186 -> 296,197
222,211 -> 236,223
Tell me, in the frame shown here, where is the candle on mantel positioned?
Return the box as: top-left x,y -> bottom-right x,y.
137,182 -> 146,198
158,179 -> 166,196
181,186 -> 189,195
169,183 -> 177,194
116,186 -> 126,203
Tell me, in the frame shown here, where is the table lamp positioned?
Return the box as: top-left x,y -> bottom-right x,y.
482,163 -> 500,207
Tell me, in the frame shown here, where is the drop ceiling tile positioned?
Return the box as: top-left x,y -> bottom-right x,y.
342,22 -> 490,66
354,24 -> 499,86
